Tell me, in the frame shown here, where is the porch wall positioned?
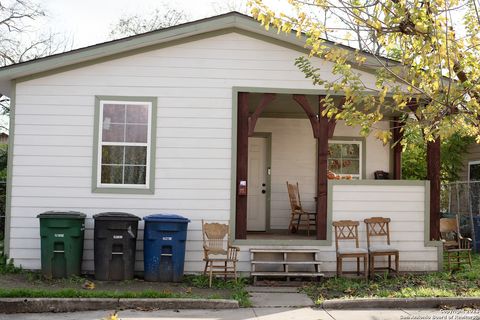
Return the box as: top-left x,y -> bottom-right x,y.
236,181 -> 441,273
255,118 -> 391,230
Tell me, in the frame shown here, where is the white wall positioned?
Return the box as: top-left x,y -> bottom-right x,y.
254,118 -> 391,230
238,181 -> 440,273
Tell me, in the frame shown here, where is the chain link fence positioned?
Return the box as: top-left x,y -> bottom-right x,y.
444,181 -> 480,251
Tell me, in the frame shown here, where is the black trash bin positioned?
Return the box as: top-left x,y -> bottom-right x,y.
143,214 -> 190,282
93,212 -> 140,281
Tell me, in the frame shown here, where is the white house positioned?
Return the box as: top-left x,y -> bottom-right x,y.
0,12 -> 441,275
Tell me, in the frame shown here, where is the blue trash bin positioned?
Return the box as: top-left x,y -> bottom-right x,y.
143,214 -> 190,282
472,216 -> 480,252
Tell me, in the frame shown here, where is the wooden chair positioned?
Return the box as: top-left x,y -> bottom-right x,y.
286,181 -> 316,236
202,220 -> 240,287
364,217 -> 399,278
440,217 -> 472,271
333,220 -> 368,279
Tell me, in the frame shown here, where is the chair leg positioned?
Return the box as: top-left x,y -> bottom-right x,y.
370,255 -> 374,278
395,252 -> 399,274
234,261 -> 237,282
363,255 -> 368,280
468,251 -> 473,267
356,257 -> 360,276
224,261 -> 227,281
388,255 -> 392,273
447,252 -> 451,271
203,261 -> 208,275
337,257 -> 342,277
209,261 -> 214,288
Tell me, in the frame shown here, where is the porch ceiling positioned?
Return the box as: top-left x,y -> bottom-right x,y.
247,92 -> 399,119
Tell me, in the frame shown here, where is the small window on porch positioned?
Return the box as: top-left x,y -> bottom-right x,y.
468,161 -> 480,181
328,141 -> 362,179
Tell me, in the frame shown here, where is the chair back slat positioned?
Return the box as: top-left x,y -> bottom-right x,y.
286,181 -> 302,212
333,220 -> 360,250
364,217 -> 391,246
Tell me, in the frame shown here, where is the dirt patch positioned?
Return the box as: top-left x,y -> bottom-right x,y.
0,273 -> 232,299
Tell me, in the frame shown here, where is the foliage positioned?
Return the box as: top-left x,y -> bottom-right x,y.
248,0 -> 480,144
402,129 -> 474,182
0,253 -> 22,274
0,0 -> 70,129
109,5 -> 188,39
302,254 -> 480,304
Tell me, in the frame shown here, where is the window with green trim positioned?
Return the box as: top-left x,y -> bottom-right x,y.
328,141 -> 362,179
97,100 -> 152,188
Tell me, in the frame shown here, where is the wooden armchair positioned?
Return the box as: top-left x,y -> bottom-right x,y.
202,220 -> 240,287
333,220 -> 368,279
440,217 -> 472,271
286,181 -> 316,236
364,217 -> 399,278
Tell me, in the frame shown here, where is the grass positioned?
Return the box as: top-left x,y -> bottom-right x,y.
302,254 -> 480,304
184,275 -> 252,307
0,288 -> 188,299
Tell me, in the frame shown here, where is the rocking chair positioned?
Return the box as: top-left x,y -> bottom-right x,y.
440,217 -> 472,271
286,181 -> 316,236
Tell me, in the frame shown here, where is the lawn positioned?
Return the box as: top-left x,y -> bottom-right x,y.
302,254 -> 480,304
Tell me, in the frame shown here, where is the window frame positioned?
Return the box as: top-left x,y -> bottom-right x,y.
468,160 -> 480,182
92,96 -> 157,194
327,139 -> 363,180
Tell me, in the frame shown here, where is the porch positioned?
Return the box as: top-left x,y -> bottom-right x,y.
230,89 -> 442,273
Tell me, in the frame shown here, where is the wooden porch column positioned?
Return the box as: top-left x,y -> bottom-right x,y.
316,97 -> 330,240
427,138 -> 441,240
235,92 -> 249,239
392,118 -> 404,180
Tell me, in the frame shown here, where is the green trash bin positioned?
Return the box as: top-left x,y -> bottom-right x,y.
37,211 -> 86,279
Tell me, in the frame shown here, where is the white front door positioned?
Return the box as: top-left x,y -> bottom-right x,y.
247,136 -> 268,231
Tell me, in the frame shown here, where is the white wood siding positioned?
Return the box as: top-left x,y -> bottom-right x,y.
238,182 -> 439,272
10,32 -> 404,272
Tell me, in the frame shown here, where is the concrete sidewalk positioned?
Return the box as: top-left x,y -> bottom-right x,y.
0,307 -> 469,320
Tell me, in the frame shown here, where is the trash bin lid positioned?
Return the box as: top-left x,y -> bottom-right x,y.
93,212 -> 140,221
143,214 -> 190,223
37,211 -> 86,219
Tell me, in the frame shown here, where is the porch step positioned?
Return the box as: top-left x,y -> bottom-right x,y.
250,248 -> 324,284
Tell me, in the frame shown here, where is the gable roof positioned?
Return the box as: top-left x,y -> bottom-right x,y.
0,12 -> 384,96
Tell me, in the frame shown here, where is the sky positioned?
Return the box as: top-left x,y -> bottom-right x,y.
38,0 -> 252,48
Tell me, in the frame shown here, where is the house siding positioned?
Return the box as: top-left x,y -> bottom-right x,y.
459,143 -> 480,181
9,31 -> 401,272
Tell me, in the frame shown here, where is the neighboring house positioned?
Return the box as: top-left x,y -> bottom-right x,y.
0,12 -> 441,274
459,143 -> 480,182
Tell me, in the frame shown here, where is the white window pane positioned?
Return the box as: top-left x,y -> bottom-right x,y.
101,165 -> 123,184
125,146 -> 147,165
103,104 -> 125,123
102,146 -> 124,164
124,165 -> 146,184
103,124 -> 125,142
126,124 -> 148,143
126,104 -> 149,123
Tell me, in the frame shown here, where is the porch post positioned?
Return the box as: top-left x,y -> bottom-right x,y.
316,96 -> 329,240
392,117 -> 403,180
427,138 -> 441,240
235,92 -> 249,239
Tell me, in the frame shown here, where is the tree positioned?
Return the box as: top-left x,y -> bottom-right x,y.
0,0 -> 70,130
109,6 -> 188,39
248,0 -> 480,143
402,130 -> 474,182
